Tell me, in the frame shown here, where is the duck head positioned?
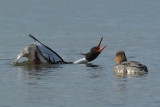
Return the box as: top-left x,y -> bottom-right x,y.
85,37 -> 106,62
114,50 -> 127,64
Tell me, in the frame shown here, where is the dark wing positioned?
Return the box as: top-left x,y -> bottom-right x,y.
29,34 -> 64,64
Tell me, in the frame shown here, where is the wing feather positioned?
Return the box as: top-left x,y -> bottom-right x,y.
29,34 -> 64,64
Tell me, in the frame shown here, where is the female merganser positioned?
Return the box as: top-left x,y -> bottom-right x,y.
14,35 -> 106,65
113,51 -> 148,75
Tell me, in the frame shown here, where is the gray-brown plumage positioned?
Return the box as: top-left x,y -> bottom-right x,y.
113,51 -> 148,75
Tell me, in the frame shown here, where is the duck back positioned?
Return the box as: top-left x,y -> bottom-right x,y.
113,61 -> 148,75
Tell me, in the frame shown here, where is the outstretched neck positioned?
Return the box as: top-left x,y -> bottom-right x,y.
73,57 -> 88,64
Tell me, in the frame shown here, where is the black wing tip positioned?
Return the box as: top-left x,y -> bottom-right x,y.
28,34 -> 33,37
28,34 -> 40,43
28,34 -> 32,37
29,34 -> 36,40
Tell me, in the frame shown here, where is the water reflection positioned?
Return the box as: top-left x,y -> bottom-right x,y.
14,61 -> 63,82
14,61 -> 102,72
14,61 -> 105,79
85,63 -> 100,68
114,72 -> 148,79
84,63 -> 105,78
113,70 -> 148,94
116,82 -> 127,92
14,61 -> 63,71
114,71 -> 148,97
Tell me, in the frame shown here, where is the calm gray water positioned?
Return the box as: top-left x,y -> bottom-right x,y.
0,0 -> 160,107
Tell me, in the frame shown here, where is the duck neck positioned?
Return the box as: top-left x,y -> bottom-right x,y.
73,57 -> 88,64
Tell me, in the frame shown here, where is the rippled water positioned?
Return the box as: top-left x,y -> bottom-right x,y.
0,0 -> 160,107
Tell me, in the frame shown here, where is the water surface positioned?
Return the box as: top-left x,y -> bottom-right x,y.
0,0 -> 160,107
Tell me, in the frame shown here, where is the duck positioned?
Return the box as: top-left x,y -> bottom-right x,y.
73,37 -> 106,64
14,34 -> 106,65
113,51 -> 148,75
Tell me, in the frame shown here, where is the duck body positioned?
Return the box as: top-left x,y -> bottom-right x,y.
14,35 -> 65,64
113,61 -> 148,74
113,51 -> 148,75
14,35 -> 106,65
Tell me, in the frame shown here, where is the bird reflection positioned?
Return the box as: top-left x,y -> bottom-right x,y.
114,72 -> 148,79
85,63 -> 100,68
84,63 -> 105,78
14,61 -> 63,81
14,61 -> 62,71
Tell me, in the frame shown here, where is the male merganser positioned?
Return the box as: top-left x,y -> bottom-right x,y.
14,35 -> 106,65
113,51 -> 148,74
73,37 -> 106,64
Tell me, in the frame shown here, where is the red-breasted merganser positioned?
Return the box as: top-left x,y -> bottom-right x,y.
73,37 -> 106,64
14,35 -> 106,65
113,51 -> 148,74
